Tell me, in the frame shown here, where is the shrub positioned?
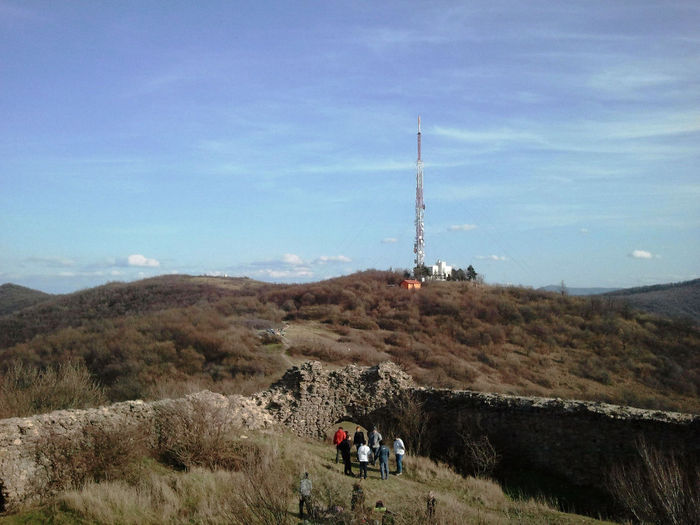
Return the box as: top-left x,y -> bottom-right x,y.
0,361 -> 107,418
34,420 -> 150,497
154,398 -> 245,471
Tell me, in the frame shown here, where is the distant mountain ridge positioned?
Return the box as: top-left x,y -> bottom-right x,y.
538,285 -> 620,296
604,278 -> 700,324
0,283 -> 52,316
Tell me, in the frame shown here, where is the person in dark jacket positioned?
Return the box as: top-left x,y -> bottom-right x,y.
338,434 -> 353,476
353,426 -> 366,451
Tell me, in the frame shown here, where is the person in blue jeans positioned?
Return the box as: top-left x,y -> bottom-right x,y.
377,440 -> 391,480
393,436 -> 405,475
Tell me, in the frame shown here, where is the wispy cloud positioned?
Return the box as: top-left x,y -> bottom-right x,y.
448,224 -> 477,232
314,255 -> 351,264
476,255 -> 508,261
381,237 -> 398,244
24,256 -> 75,268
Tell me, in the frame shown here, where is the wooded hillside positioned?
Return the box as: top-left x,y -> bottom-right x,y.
1,272 -> 698,415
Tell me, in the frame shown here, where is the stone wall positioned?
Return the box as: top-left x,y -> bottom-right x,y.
1,361 -> 698,514
0,391 -> 273,512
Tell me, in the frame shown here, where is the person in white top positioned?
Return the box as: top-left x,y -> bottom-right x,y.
357,443 -> 371,479
393,437 -> 405,475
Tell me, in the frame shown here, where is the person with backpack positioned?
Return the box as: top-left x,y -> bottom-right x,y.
368,427 -> 382,465
393,436 -> 405,475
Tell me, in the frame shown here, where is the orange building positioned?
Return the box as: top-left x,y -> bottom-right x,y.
400,279 -> 422,290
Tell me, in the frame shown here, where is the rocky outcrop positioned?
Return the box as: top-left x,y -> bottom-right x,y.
0,360 -> 698,513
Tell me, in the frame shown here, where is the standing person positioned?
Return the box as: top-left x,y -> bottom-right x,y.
368,427 -> 382,465
393,436 -> 405,475
426,491 -> 437,522
299,472 -> 312,519
353,426 -> 366,452
333,426 -> 346,464
339,433 -> 353,476
357,441 -> 371,479
377,440 -> 391,480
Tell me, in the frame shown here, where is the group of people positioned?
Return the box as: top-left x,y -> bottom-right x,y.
333,425 -> 405,480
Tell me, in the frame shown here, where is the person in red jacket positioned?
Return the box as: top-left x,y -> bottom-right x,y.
333,426 -> 347,464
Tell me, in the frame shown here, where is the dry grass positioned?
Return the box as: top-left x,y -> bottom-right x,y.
4,425 -> 615,525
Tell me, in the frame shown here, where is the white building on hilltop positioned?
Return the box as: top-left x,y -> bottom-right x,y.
430,260 -> 452,281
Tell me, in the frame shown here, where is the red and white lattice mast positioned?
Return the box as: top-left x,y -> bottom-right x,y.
413,116 -> 425,276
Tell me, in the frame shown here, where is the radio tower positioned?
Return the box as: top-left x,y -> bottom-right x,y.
413,115 -> 425,277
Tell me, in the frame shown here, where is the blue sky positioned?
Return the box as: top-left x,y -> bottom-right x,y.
1,1 -> 698,294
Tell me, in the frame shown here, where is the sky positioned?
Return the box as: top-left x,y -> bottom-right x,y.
1,1 -> 698,294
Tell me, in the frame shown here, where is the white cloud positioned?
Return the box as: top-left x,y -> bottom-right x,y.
630,249 -> 655,259
476,255 -> 508,261
579,228 -> 590,234
282,253 -> 304,265
381,237 -> 398,244
448,224 -> 478,232
315,255 -> 351,264
127,254 -> 160,267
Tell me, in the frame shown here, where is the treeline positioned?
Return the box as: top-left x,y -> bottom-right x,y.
1,271 -> 698,415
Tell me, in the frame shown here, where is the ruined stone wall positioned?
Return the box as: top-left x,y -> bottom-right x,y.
1,361 -> 698,514
414,389 -> 699,488
254,361 -> 414,438
0,391 -> 273,512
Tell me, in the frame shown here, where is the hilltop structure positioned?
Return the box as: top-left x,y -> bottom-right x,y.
413,116 -> 425,277
411,117 -> 453,282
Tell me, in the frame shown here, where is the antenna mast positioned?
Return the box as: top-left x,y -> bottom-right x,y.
413,116 -> 425,276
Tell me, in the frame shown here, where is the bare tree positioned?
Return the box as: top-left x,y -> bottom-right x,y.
608,438 -> 699,525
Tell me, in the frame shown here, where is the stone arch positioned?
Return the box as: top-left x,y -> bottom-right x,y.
0,480 -> 6,513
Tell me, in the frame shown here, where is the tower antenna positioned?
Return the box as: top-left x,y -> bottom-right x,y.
413,116 -> 425,277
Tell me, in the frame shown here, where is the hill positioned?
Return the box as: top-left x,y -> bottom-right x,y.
0,283 -> 51,316
538,285 -> 620,296
604,278 -> 700,324
0,271 -> 698,414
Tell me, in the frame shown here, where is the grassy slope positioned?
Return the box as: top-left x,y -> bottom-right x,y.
0,272 -> 698,414
0,429 -> 614,525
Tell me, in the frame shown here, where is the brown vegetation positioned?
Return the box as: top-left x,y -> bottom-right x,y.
1,271 -> 698,416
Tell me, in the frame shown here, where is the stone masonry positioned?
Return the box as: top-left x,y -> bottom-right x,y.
1,360 -> 698,513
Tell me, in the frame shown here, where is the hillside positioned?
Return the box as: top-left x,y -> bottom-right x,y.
604,278 -> 700,324
1,271 -> 698,414
0,424 -> 614,524
0,283 -> 51,316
